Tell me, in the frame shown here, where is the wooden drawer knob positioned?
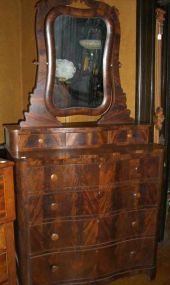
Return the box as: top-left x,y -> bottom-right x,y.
51,233 -> 59,241
127,132 -> 132,139
97,191 -> 102,198
131,221 -> 137,227
133,192 -> 141,199
50,202 -> 57,210
38,138 -> 44,144
50,265 -> 59,273
51,174 -> 58,182
130,250 -> 136,256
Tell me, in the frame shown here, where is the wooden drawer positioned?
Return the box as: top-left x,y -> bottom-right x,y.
30,238 -> 155,285
0,225 -> 6,252
29,208 -> 157,254
108,127 -> 149,145
0,160 -> 15,223
21,163 -> 99,193
0,175 -> 6,220
19,133 -> 66,150
0,252 -> 8,284
0,223 -> 16,285
27,182 -> 160,224
99,153 -> 161,185
19,151 -> 162,195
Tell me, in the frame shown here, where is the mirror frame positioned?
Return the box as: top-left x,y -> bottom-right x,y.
45,5 -> 114,117
20,0 -> 132,127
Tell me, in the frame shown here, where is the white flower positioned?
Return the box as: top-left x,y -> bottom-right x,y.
56,59 -> 76,81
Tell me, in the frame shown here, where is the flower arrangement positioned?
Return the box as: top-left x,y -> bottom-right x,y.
55,59 -> 76,81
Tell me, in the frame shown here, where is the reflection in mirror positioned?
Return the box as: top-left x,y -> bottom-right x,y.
53,15 -> 107,109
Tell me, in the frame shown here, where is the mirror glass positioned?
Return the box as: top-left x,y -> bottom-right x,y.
52,15 -> 107,109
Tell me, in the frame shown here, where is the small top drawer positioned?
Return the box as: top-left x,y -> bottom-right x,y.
108,127 -> 149,145
0,160 -> 15,223
19,133 -> 65,151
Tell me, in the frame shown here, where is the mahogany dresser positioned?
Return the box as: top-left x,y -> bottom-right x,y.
4,0 -> 164,284
0,159 -> 16,285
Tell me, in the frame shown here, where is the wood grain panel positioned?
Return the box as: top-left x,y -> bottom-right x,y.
29,209 -> 157,254
31,238 -> 155,285
27,182 -> 160,224
21,163 -> 99,193
0,176 -> 5,220
0,253 -> 8,284
0,225 -> 6,252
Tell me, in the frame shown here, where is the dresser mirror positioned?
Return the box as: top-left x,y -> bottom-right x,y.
45,4 -> 114,117
20,0 -> 131,127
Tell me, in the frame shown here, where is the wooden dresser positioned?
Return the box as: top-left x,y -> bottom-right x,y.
4,0 -> 164,284
5,125 -> 164,285
0,159 -> 16,285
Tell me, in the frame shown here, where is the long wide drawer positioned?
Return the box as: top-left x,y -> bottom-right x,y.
17,148 -> 163,194
27,182 -> 160,224
29,208 -> 157,254
30,238 -> 155,285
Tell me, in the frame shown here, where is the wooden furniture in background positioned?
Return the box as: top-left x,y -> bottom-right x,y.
4,0 -> 164,284
0,159 -> 16,285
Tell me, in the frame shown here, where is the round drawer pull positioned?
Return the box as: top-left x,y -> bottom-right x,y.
51,174 -> 58,182
127,133 -> 132,139
51,233 -> 59,241
131,221 -> 137,227
50,202 -> 57,210
50,265 -> 59,273
130,250 -> 136,256
38,138 -> 44,144
133,192 -> 141,199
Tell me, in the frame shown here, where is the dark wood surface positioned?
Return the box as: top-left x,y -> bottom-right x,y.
9,143 -> 163,285
0,159 -> 16,285
5,124 -> 150,153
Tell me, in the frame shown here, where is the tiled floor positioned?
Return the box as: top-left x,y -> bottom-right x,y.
109,213 -> 170,285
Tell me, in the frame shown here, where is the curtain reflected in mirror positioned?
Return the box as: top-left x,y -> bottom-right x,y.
53,15 -> 106,109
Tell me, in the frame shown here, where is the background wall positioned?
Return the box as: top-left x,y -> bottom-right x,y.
0,0 -> 136,143
0,0 -> 23,143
